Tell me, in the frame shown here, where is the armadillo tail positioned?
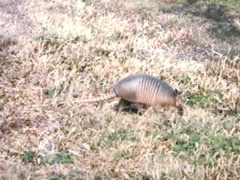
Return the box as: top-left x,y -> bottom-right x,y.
79,91 -> 117,103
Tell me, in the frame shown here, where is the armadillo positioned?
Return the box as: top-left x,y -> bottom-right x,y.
79,74 -> 183,112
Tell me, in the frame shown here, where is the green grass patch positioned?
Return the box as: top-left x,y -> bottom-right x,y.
113,150 -> 132,160
101,128 -> 139,145
22,150 -> 36,163
170,122 -> 240,161
22,150 -> 74,165
43,83 -> 70,97
209,0 -> 240,10
39,153 -> 74,165
50,173 -> 67,180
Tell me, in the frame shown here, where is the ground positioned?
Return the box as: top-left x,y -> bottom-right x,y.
0,0 -> 239,179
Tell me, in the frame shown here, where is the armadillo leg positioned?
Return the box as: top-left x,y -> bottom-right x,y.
114,98 -> 148,114
114,98 -> 131,112
129,103 -> 148,115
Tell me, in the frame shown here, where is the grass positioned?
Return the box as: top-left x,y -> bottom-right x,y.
0,0 -> 239,179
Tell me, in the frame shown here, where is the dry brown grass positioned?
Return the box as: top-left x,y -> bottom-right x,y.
0,0 -> 239,179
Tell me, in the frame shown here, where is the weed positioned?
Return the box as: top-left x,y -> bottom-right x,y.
22,150 -> 36,163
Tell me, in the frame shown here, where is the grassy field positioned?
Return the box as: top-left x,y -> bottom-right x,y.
0,0 -> 239,179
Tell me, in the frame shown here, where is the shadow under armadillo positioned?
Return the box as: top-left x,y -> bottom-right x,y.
113,98 -> 184,116
113,98 -> 149,115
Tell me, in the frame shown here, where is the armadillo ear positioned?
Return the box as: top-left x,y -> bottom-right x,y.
175,89 -> 179,95
175,89 -> 182,95
175,86 -> 184,95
